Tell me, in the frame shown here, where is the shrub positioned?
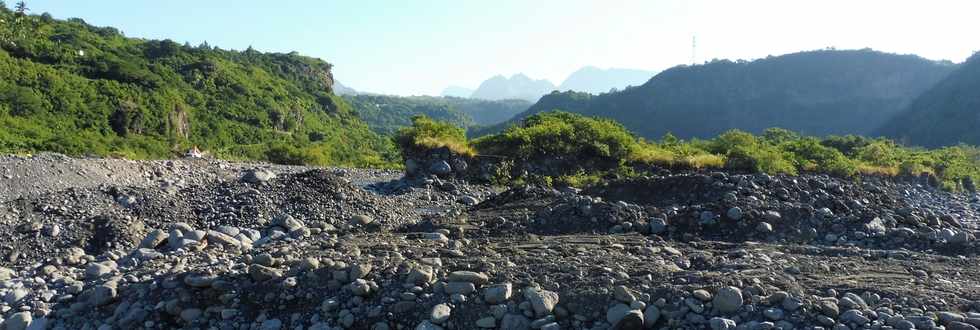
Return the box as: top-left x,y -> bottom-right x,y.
264,143 -> 317,165
709,130 -> 759,155
708,130 -> 796,174
724,145 -> 797,175
822,135 -> 873,156
779,137 -> 856,177
473,111 -> 637,169
395,115 -> 473,156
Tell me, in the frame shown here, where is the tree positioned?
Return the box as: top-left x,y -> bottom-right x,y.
14,1 -> 26,16
4,86 -> 45,116
762,128 -> 801,144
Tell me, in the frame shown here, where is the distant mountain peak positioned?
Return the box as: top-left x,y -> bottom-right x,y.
558,66 -> 656,94
469,74 -> 556,102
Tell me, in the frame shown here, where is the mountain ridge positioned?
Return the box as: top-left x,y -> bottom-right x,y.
876,51 -> 980,147
469,73 -> 556,102
557,66 -> 656,94
474,49 -> 956,140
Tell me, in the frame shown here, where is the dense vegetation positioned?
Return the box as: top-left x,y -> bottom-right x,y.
345,94 -> 530,134
877,52 -> 980,147
404,111 -> 980,191
0,5 -> 396,166
476,50 -> 956,140
345,95 -> 473,135
395,115 -> 473,157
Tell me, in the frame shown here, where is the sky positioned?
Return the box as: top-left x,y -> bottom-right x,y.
23,0 -> 980,96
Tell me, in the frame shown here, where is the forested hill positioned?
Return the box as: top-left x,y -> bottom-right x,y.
474,49 -> 956,139
345,94 -> 530,135
0,6 -> 395,166
876,52 -> 980,147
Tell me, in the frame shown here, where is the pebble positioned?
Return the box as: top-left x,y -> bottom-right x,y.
0,267 -> 13,281
448,271 -> 489,285
614,285 -> 637,303
500,314 -> 531,330
350,214 -> 374,226
430,303 -> 452,324
484,283 -> 512,304
710,317 -> 737,330
5,311 -> 32,330
523,287 -> 560,317
445,281 -> 476,295
243,169 -> 276,183
714,286 -> 744,313
476,316 -> 496,328
693,289 -> 712,301
607,303 -> 643,327
649,218 -> 668,234
727,207 -> 743,220
248,264 -> 283,281
260,318 -> 283,330
85,261 -> 116,279
644,305 -> 661,328
763,307 -> 784,320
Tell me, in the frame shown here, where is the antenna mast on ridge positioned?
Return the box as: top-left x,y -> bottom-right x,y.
691,36 -> 697,65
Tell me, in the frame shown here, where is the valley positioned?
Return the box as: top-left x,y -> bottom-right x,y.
2,2 -> 980,330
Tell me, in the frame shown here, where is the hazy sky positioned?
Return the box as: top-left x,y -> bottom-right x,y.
25,0 -> 980,95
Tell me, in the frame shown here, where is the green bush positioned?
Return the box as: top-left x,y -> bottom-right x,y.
473,111 -> 637,168
264,143 -> 317,165
779,138 -> 856,177
724,145 -> 797,175
395,115 -> 473,156
708,130 -> 796,175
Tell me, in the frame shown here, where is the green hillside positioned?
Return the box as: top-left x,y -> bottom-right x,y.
345,94 -> 529,135
475,50 -> 955,140
877,52 -> 980,147
0,5 -> 396,166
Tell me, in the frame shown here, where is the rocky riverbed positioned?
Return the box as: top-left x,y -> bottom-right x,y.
1,154 -> 980,330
